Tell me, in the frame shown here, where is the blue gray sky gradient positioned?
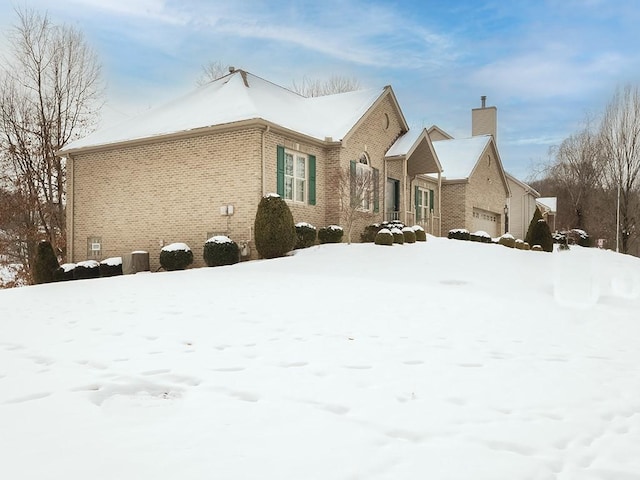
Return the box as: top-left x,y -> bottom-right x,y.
2,0 -> 639,179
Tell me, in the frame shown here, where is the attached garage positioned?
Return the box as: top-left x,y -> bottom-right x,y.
472,208 -> 499,237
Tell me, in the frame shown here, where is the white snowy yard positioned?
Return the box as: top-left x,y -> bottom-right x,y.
1,237 -> 640,479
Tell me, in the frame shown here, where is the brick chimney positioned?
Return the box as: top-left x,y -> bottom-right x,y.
472,96 -> 497,142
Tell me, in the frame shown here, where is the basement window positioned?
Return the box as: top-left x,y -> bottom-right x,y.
87,236 -> 102,259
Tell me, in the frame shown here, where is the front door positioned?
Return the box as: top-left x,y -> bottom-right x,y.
386,178 -> 399,221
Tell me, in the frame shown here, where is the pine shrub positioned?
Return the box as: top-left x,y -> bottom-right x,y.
530,219 -> 554,252
160,243 -> 194,271
374,228 -> 394,246
204,236 -> 239,267
412,225 -> 427,242
391,227 -> 404,244
99,257 -> 123,277
73,260 -> 100,280
360,223 -> 382,243
295,222 -> 317,249
402,226 -> 416,243
32,240 -> 59,284
254,194 -> 296,258
525,207 -> 543,246
318,225 -> 344,244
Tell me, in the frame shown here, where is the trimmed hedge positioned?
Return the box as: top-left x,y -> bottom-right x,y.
318,225 -> 344,244
402,226 -> 416,244
498,234 -> 516,248
448,229 -> 470,241
361,223 -> 382,243
470,231 -> 492,243
254,194 -> 296,259
204,236 -> 239,267
295,222 -> 317,249
412,225 -> 427,242
74,260 -> 100,280
54,263 -> 76,282
391,227 -> 404,244
100,257 -> 123,277
160,243 -> 194,271
374,228 -> 394,246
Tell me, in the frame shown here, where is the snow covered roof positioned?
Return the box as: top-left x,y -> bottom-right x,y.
432,135 -> 492,180
537,197 -> 557,213
60,70 -> 387,153
386,128 -> 442,175
386,128 -> 424,157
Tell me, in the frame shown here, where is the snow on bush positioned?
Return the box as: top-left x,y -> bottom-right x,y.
295,222 -> 317,249
391,227 -> 404,245
74,260 -> 100,280
204,236 -> 239,267
100,257 -> 124,277
412,225 -> 427,242
160,243 -> 194,271
374,228 -> 393,246
318,225 -> 343,244
448,229 -> 470,241
402,226 -> 416,244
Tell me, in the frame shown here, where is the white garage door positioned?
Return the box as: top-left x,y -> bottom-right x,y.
472,208 -> 499,237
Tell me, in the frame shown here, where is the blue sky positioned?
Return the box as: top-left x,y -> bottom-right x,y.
2,0 -> 639,179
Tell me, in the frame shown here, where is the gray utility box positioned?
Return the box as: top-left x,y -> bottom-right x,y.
122,251 -> 150,274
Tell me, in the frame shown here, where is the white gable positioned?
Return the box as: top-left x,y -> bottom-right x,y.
61,70 -> 385,152
432,135 -> 492,180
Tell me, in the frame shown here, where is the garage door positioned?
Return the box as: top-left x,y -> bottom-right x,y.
472,208 -> 499,237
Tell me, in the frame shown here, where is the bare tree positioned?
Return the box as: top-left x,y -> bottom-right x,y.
548,122 -> 605,230
291,75 -> 360,97
196,60 -> 233,85
333,161 -> 378,244
0,8 -> 102,277
600,84 -> 640,254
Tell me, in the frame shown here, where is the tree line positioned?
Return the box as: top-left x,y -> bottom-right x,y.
530,85 -> 640,256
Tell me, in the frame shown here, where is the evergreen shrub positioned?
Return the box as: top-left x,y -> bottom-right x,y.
530,219 -> 553,252
54,263 -> 76,282
531,245 -> 544,252
160,243 -> 193,271
74,260 -> 100,280
448,229 -> 470,241
318,225 -> 344,244
525,207 -> 543,246
33,240 -> 59,284
295,222 -> 317,249
402,226 -> 416,243
498,233 -> 516,248
515,239 -> 525,250
254,194 -> 296,258
360,223 -> 382,243
412,225 -> 427,242
204,236 -> 239,267
470,231 -> 492,243
391,227 -> 404,244
100,257 -> 123,277
374,228 -> 394,246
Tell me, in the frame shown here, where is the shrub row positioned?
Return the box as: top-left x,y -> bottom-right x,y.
374,225 -> 426,246
53,257 -> 124,282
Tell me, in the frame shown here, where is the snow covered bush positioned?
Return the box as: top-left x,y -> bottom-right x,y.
295,222 -> 317,249
498,233 -> 516,248
53,263 -> 76,282
73,260 -> 100,280
99,257 -> 123,277
374,228 -> 393,246
318,225 -> 343,244
531,244 -> 544,252
203,236 -> 239,267
412,225 -> 427,242
515,239 -> 526,250
160,243 -> 193,271
402,226 -> 416,244
360,223 -> 382,243
33,240 -> 59,284
470,231 -> 492,243
391,227 -> 404,245
448,229 -> 470,241
254,194 -> 296,259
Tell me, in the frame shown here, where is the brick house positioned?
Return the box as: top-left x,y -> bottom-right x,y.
429,98 -> 511,237
59,69 -> 442,269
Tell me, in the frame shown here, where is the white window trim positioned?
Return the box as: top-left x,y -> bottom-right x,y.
417,187 -> 430,220
284,149 -> 308,203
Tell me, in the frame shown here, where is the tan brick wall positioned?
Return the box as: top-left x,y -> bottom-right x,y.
472,107 -> 497,141
467,143 -> 508,234
441,181 -> 467,235
69,128 -> 264,270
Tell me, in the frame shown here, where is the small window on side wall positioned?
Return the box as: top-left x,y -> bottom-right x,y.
87,236 -> 102,259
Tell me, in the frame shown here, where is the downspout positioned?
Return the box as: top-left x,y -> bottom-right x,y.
383,157 -> 387,221
261,125 -> 270,196
403,157 -> 408,225
68,154 -> 74,263
438,171 -> 442,236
